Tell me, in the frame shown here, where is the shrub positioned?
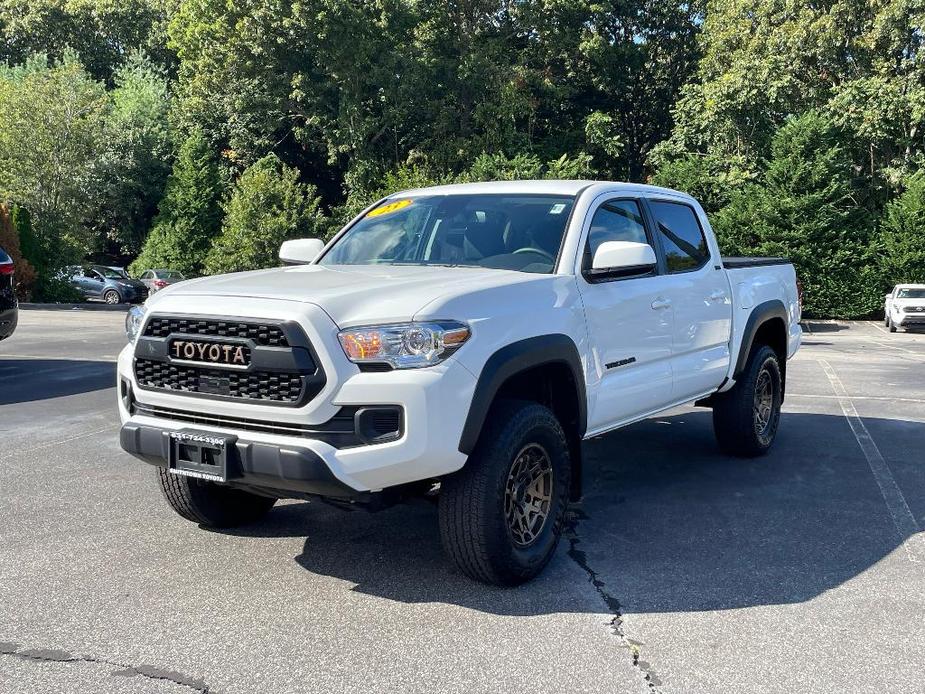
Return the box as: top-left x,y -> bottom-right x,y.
711,112 -> 880,318
129,128 -> 223,277
650,154 -> 756,216
204,155 -> 326,275
0,203 -> 37,299
30,274 -> 84,303
880,171 -> 925,286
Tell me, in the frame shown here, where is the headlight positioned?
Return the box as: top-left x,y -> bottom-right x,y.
125,305 -> 147,342
337,321 -> 470,369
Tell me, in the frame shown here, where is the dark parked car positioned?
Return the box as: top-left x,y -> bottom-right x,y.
68,265 -> 148,304
0,246 -> 17,340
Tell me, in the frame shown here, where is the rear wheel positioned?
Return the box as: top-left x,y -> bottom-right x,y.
155,468 -> 276,527
713,345 -> 782,457
103,289 -> 121,304
439,400 -> 570,586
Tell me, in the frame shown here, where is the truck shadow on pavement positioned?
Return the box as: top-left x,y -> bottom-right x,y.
0,359 -> 116,404
230,410 -> 923,616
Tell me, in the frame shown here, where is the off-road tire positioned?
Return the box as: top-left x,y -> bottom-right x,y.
712,345 -> 782,457
103,289 -> 121,305
156,468 -> 276,527
439,400 -> 570,586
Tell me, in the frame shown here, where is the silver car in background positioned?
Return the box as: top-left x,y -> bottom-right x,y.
139,269 -> 186,294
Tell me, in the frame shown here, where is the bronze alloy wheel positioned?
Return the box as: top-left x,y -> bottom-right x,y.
504,443 -> 554,548
753,365 -> 778,446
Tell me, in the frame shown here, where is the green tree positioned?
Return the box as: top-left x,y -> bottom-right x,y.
0,52 -> 109,266
99,51 -> 172,255
712,112 -> 879,318
0,0 -> 174,82
167,0 -> 700,195
880,171 -> 925,285
204,154 -> 325,275
130,128 -> 223,277
649,153 -> 755,215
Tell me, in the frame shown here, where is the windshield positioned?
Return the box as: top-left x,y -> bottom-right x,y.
320,194 -> 575,274
897,288 -> 925,299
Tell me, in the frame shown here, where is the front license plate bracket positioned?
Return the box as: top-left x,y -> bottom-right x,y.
167,431 -> 237,482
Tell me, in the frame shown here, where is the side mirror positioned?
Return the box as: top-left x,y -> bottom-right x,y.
590,241 -> 657,278
279,238 -> 325,265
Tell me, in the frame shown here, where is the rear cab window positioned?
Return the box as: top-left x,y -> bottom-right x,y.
649,200 -> 709,273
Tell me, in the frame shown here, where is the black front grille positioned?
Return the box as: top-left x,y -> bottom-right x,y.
134,359 -> 304,403
144,317 -> 289,347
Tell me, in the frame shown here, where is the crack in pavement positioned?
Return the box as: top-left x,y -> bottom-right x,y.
563,509 -> 663,693
0,640 -> 216,693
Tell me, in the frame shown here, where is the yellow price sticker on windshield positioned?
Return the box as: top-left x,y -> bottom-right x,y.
367,199 -> 413,218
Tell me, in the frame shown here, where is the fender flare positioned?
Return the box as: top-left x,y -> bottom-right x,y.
733,299 -> 788,380
458,334 -> 587,455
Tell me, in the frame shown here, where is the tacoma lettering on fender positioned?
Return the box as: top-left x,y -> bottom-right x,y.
118,180 -> 802,586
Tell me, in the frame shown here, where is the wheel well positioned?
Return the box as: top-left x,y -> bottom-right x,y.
494,362 -> 584,501
751,317 -> 787,396
752,317 -> 786,361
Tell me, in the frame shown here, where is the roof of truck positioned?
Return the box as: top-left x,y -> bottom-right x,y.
389,179 -> 692,200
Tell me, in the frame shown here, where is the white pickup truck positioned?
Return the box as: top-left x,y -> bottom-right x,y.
884,284 -> 925,332
118,180 -> 801,585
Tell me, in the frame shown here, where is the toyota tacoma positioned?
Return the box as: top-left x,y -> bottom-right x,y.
118,181 -> 801,585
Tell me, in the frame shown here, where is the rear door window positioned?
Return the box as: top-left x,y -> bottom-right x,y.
649,201 -> 709,273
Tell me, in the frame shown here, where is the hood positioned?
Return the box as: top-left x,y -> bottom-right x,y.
893,297 -> 925,309
157,264 -> 539,327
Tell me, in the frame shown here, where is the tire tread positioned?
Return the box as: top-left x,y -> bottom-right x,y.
439,400 -> 569,585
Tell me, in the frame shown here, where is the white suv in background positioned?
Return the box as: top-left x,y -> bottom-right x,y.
884,284 -> 925,332
118,180 -> 801,585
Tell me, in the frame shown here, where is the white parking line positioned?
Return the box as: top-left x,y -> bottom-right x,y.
819,359 -> 923,563
788,393 -> 925,405
866,321 -> 890,336
0,353 -> 118,362
8,425 -> 114,456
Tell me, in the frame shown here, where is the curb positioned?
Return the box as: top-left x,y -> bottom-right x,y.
19,302 -> 131,312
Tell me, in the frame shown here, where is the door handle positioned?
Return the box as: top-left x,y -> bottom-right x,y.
708,290 -> 727,302
651,297 -> 672,310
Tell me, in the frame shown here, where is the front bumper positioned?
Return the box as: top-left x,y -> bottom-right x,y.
896,313 -> 925,326
117,298 -> 477,495
120,422 -> 357,497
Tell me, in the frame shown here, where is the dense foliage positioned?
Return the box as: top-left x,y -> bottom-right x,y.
0,0 -> 921,315
128,128 -> 222,277
204,155 -> 326,275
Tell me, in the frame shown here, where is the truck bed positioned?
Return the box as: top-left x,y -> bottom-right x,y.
722,256 -> 791,269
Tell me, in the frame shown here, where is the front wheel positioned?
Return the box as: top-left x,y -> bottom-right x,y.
103,289 -> 121,304
713,345 -> 782,457
439,400 -> 570,586
155,468 -> 276,527
888,316 -> 898,333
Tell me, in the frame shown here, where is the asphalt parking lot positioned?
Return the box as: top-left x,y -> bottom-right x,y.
1,310 -> 923,694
